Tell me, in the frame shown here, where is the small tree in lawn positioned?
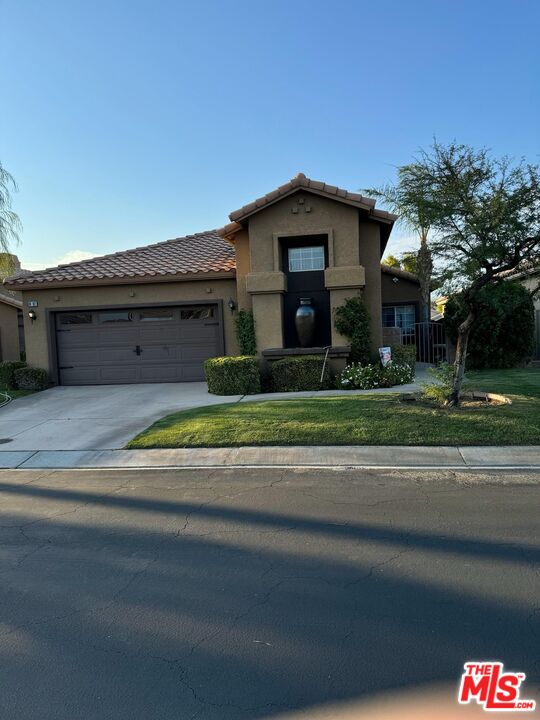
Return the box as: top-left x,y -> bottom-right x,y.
406,141 -> 539,405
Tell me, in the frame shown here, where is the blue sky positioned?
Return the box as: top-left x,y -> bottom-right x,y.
2,0 -> 539,270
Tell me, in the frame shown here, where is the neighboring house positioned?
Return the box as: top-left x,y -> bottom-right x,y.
0,255 -> 25,362
0,291 -> 23,362
4,173 -> 422,385
505,264 -> 540,362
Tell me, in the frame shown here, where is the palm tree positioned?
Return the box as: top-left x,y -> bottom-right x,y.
365,166 -> 434,323
0,161 -> 22,275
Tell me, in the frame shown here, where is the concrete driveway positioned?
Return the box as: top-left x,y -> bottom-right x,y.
0,383 -> 240,451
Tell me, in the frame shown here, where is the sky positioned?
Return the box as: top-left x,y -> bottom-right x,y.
1,0 -> 539,270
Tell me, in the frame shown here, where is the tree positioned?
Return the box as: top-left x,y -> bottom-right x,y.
444,281 -> 534,369
382,254 -> 401,269
365,167 -> 434,323
403,142 -> 540,404
0,162 -> 21,273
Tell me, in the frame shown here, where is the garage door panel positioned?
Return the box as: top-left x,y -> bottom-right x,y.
55,304 -> 221,385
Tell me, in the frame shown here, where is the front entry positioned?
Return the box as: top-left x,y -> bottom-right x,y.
281,235 -> 331,348
54,303 -> 222,385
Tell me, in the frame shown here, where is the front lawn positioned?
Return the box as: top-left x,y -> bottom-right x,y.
127,368 -> 540,448
0,387 -> 35,402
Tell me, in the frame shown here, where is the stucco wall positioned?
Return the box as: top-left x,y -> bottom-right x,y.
358,220 -> 383,348
21,278 -> 239,375
381,272 -> 422,306
0,303 -> 21,362
232,229 -> 251,311
247,192 -> 360,272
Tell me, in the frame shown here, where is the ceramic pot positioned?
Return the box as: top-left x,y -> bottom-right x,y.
295,298 -> 316,347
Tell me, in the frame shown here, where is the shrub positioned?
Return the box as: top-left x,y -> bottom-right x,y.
334,296 -> 372,364
234,310 -> 257,356
270,355 -> 333,392
0,360 -> 27,388
339,363 -> 381,390
204,356 -> 261,395
421,362 -> 469,406
383,362 -> 415,386
13,366 -> 49,391
444,281 -> 535,369
390,344 -> 416,367
339,362 -> 415,390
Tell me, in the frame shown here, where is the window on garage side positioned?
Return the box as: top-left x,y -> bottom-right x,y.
59,312 -> 93,324
139,308 -> 175,321
97,311 -> 133,323
180,306 -> 214,320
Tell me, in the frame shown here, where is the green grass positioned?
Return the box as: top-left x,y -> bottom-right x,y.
127,368 -> 540,448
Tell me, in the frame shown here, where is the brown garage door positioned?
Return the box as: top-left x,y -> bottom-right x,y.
55,304 -> 222,385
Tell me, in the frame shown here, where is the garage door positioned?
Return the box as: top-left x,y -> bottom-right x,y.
55,304 -> 222,385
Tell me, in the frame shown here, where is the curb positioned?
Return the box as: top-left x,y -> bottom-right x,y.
1,446 -> 539,470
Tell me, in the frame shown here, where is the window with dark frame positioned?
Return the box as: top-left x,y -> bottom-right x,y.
97,311 -> 133,323
180,306 -> 214,320
382,304 -> 415,334
288,246 -> 325,272
139,308 -> 174,321
59,312 -> 93,325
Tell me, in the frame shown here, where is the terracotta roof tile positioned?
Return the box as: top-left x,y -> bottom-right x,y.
229,172 -> 393,223
4,230 -> 236,288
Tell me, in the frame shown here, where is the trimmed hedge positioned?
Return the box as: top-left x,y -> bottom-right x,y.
270,355 -> 334,392
234,310 -> 257,356
13,366 -> 49,391
390,344 -> 416,367
205,356 -> 261,395
0,361 -> 27,388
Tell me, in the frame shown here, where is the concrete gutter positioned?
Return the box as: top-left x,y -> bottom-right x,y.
1,445 -> 539,470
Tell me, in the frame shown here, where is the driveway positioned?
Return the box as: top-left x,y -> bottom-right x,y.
0,370 -> 428,452
0,383 -> 239,451
0,467 -> 537,719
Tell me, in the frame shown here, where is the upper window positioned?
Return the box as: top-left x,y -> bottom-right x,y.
97,311 -> 133,323
59,312 -> 92,325
180,306 -> 214,320
288,246 -> 325,273
383,305 -> 416,333
139,308 -> 174,322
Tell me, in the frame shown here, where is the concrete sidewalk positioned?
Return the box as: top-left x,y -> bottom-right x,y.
2,444 -> 539,469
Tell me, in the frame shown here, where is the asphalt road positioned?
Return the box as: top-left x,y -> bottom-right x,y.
0,467 -> 538,719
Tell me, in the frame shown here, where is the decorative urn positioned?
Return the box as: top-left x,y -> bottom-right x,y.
295,298 -> 316,347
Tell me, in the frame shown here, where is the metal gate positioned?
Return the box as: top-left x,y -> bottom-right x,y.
402,322 -> 447,364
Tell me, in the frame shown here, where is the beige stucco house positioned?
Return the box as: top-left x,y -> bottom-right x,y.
4,173 -> 422,385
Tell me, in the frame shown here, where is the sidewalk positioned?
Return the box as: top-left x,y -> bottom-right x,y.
2,445 -> 539,469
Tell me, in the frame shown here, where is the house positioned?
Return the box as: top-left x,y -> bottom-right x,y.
4,173 -> 422,385
505,264 -> 540,362
0,255 -> 25,363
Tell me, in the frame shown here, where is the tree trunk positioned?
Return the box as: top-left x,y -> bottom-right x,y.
416,237 -> 433,324
447,311 -> 474,407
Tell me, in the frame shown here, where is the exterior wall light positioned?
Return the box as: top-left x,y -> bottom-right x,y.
28,310 -> 37,322
228,298 -> 236,313
392,277 -> 399,284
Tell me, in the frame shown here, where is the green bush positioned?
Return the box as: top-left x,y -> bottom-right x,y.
334,296 -> 372,364
421,362 -> 469,406
390,344 -> 416,367
204,356 -> 261,395
339,362 -> 415,390
234,310 -> 257,356
444,281 -> 534,369
13,366 -> 49,391
270,355 -> 334,392
0,360 -> 27,388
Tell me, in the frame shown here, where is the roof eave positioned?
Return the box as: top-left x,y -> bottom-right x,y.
6,269 -> 237,291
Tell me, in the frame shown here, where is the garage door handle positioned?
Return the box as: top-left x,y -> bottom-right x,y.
134,345 -> 143,355
204,322 -> 219,326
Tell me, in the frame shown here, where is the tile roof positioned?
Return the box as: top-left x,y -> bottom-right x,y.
4,230 -> 236,288
229,172 -> 398,224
